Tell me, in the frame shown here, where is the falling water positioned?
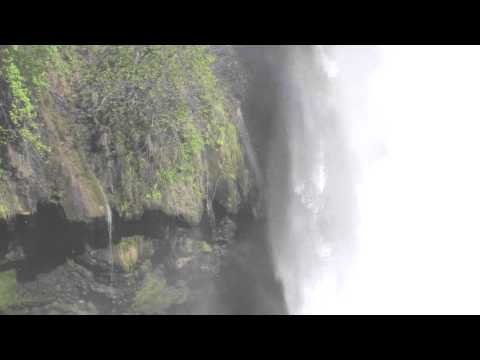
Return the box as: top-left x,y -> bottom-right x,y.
265,45 -> 381,314
99,186 -> 114,286
266,45 -> 351,314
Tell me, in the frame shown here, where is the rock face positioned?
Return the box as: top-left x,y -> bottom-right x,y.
0,45 -> 285,315
0,45 -> 256,226
0,97 -> 107,223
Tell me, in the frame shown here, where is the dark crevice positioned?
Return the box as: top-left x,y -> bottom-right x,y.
0,220 -> 10,255
14,203 -> 94,280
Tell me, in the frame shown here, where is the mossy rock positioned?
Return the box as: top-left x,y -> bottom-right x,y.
200,241 -> 212,253
132,273 -> 189,314
39,100 -> 107,222
114,236 -> 154,273
116,239 -> 139,273
175,235 -> 213,257
0,203 -> 8,220
0,177 -> 24,221
169,232 -> 219,279
0,270 -> 17,311
0,46 -> 254,226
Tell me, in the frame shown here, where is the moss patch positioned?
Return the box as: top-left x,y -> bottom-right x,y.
0,270 -> 17,311
115,236 -> 142,272
132,274 -> 189,314
114,236 -> 155,273
200,241 -> 212,253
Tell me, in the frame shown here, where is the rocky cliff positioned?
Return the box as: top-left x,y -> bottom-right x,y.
0,45 -> 257,224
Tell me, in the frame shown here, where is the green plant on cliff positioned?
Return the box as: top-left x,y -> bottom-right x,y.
0,45 -> 249,227
0,45 -> 69,155
71,45 -> 246,220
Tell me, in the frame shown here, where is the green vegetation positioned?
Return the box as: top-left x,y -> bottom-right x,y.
0,270 -> 17,311
69,45 -> 246,220
0,45 -> 69,155
0,45 -> 249,223
145,183 -> 162,202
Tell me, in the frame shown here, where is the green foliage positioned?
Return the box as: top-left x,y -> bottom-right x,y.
0,45 -> 248,222
69,45 -> 245,219
4,45 -> 59,91
145,183 -> 162,202
157,168 -> 177,186
0,45 -> 67,155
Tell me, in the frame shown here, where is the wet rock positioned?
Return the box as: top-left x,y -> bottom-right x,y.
138,259 -> 153,275
11,258 -> 114,314
166,228 -> 221,283
89,282 -> 115,298
80,245 -> 112,271
31,307 -> 42,315
213,216 -> 237,244
132,272 -> 189,314
44,300 -> 99,315
4,244 -> 26,263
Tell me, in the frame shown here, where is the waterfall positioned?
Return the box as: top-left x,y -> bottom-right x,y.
265,46 -> 337,314
105,201 -> 113,285
266,46 -> 373,314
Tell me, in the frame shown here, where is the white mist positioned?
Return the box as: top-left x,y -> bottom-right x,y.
343,45 -> 480,314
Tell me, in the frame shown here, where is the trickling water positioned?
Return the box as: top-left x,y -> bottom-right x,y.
105,202 -> 113,285
99,187 -> 114,286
